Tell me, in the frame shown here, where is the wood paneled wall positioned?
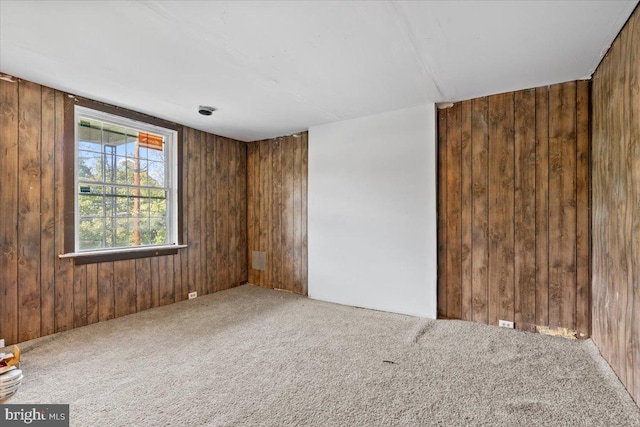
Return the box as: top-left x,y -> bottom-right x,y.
247,133 -> 308,295
437,81 -> 590,338
0,78 -> 247,346
592,5 -> 639,405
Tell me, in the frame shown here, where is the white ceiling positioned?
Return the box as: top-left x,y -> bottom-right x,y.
1,1 -> 637,141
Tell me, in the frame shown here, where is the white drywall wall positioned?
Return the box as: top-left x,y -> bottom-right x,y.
308,104 -> 437,318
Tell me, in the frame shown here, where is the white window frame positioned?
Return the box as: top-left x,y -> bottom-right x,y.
73,105 -> 179,255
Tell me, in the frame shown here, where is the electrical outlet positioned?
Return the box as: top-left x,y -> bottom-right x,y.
0,339 -> 4,348
188,291 -> 197,300
499,320 -> 515,329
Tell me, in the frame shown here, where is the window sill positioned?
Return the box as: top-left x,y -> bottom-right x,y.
59,244 -> 188,265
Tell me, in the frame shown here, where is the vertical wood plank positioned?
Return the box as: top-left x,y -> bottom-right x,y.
446,105 -> 462,319
549,82 -> 577,329
215,138 -> 229,290
437,110 -> 448,318
136,257 -> 152,311
548,84 -> 564,328
300,132 -> 309,295
0,79 -> 20,345
471,97 -> 489,324
270,140 -> 283,289
223,139 -> 233,289
282,137 -> 295,291
17,80 -> 42,342
150,256 -> 160,307
173,253 -> 182,303
155,256 -> 167,306
98,262 -> 114,322
460,101 -> 473,321
205,134 -> 216,293
293,135 -> 303,294
247,143 -> 257,285
237,141 -> 248,284
73,265 -> 87,327
189,130 -> 202,296
114,260 -> 136,317
179,127 -> 190,300
628,12 -> 640,403
488,93 -> 515,326
86,263 -> 99,324
535,86 -> 550,327
40,86 -> 56,337
514,89 -> 537,329
54,91 -> 74,333
575,80 -> 590,339
261,141 -> 271,288
229,139 -> 238,287
160,255 -> 174,305
198,131 -> 207,295
561,82 -> 577,332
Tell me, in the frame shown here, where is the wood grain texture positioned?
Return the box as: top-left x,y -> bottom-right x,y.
575,80 -> 591,339
300,132 -> 309,295
114,260 -> 136,317
40,86 -> 56,336
17,80 -> 42,342
0,78 -> 20,345
237,140 -> 248,285
514,89 -> 536,329
0,77 -> 248,346
470,98 -> 489,324
460,102 -> 473,321
438,81 -> 590,335
86,263 -> 99,324
55,92 -> 74,333
437,112 -> 448,318
446,105 -> 463,318
203,134 -> 213,294
73,265 -> 87,328
535,87 -> 550,328
247,143 -> 257,285
246,133 -> 308,295
488,92 -> 515,326
591,5 -> 639,406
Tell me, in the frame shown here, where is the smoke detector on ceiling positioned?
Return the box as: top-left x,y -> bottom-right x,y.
198,106 -> 216,116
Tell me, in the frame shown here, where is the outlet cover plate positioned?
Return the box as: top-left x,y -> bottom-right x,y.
499,320 -> 515,329
188,291 -> 197,299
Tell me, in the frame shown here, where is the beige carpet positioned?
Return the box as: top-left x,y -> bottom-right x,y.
5,284 -> 640,426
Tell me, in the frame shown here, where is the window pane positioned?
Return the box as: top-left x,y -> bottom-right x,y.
77,118 -> 102,152
125,132 -> 138,157
103,123 -> 127,149
115,187 -> 129,218
147,146 -> 164,162
147,161 -> 165,187
78,193 -> 104,217
149,217 -> 166,245
115,156 -> 132,185
139,159 -> 149,187
115,218 -> 131,247
104,216 -> 116,248
102,147 -> 117,183
79,218 -> 105,250
149,189 -> 167,218
78,150 -> 102,182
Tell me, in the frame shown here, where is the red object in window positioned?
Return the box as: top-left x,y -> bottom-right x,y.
138,131 -> 164,151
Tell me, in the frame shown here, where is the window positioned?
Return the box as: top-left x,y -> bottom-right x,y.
70,104 -> 181,261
